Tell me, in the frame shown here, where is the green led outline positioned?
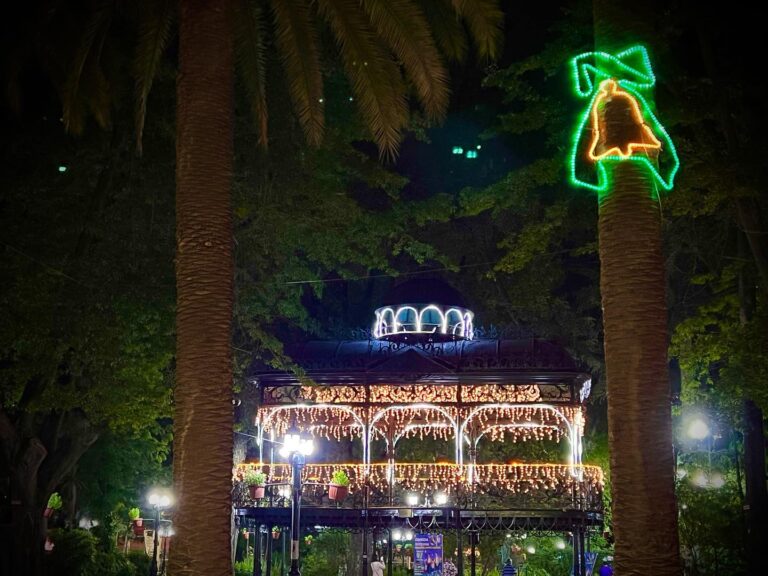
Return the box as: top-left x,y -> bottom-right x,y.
567,45 -> 680,196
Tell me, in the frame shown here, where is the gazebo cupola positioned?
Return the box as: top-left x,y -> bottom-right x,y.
372,279 -> 474,343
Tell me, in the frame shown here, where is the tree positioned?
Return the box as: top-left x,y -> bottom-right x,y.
33,1 -> 503,573
0,106 -> 175,574
173,2 -> 502,573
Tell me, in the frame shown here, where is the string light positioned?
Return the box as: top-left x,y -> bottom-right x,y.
567,45 -> 680,196
373,304 -> 474,339
270,383 -> 573,407
234,462 -> 604,495
463,385 -> 540,403
257,403 -> 584,451
586,80 -> 661,160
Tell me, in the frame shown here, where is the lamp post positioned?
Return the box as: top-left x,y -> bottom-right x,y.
279,428 -> 314,576
159,524 -> 174,575
678,415 -> 724,490
147,490 -> 172,576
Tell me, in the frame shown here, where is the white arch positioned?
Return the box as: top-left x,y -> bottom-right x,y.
418,305 -> 447,333
258,404 -> 366,466
395,306 -> 420,333
464,313 -> 474,339
367,403 -> 462,467
373,308 -> 396,337
459,403 -> 580,475
445,308 -> 466,336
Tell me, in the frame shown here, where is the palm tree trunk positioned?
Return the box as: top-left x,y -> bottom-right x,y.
598,161 -> 681,575
171,1 -> 234,575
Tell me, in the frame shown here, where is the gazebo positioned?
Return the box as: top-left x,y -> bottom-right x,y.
235,281 -> 603,576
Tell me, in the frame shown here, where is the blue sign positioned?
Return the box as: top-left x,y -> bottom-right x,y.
414,534 -> 443,576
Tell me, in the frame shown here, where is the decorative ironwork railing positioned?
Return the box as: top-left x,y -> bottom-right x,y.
233,463 -> 603,512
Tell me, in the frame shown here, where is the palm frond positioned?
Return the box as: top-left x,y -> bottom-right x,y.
318,0 -> 408,158
420,0 -> 469,62
83,61 -> 112,129
270,0 -> 324,145
451,0 -> 504,60
361,0 -> 449,121
134,0 -> 175,154
235,0 -> 269,148
62,0 -> 115,134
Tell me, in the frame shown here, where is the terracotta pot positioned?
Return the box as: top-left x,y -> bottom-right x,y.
272,531 -> 281,540
133,518 -> 143,527
248,485 -> 265,499
328,484 -> 348,501
43,508 -> 53,518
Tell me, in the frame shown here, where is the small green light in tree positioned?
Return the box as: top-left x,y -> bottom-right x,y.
452,146 -> 464,155
58,165 -> 68,173
567,45 -> 680,196
465,150 -> 478,159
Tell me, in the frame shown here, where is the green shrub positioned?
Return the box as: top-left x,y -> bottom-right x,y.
47,492 -> 63,510
235,555 -> 254,576
46,529 -> 97,576
330,470 -> 350,487
244,470 -> 266,486
126,551 -> 152,575
46,528 -> 139,576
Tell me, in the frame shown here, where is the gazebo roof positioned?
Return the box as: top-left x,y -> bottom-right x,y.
248,338 -> 588,387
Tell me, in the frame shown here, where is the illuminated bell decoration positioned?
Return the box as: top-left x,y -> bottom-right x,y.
588,80 -> 661,160
373,304 -> 474,342
568,45 -> 680,194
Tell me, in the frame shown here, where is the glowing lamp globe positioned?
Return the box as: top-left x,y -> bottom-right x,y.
687,418 -> 710,440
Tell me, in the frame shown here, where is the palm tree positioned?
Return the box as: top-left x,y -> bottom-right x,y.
49,1 -> 502,574
597,163 -> 681,576
589,2 -> 683,574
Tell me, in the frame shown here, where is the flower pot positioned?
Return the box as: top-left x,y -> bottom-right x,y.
248,485 -> 265,499
133,518 -> 143,528
328,483 -> 348,501
272,531 -> 281,540
43,508 -> 53,518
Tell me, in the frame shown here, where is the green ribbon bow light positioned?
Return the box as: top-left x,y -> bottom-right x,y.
568,45 -> 679,195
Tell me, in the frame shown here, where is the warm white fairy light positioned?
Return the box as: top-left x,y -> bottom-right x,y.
459,404 -> 580,467
233,462 -> 604,496
257,401 -> 586,477
463,384 -> 541,403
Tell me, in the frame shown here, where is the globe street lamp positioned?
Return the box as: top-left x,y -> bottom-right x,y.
687,418 -> 710,441
280,428 -> 314,576
679,414 -> 726,490
147,489 -> 173,576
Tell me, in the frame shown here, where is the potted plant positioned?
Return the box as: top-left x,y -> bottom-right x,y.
43,492 -> 62,518
272,526 -> 281,540
328,470 -> 350,501
128,507 -> 142,527
304,535 -> 313,546
244,470 -> 267,499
